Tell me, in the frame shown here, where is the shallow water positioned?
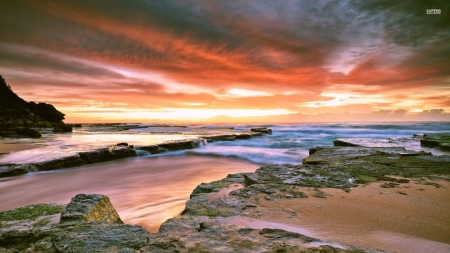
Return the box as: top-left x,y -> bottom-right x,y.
0,155 -> 259,232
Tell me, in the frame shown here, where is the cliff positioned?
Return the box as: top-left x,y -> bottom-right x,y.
0,75 -> 72,137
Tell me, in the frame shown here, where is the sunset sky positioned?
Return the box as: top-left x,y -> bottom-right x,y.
1,0 -> 449,122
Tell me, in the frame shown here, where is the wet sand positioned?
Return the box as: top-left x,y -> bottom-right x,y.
0,139 -> 41,156
252,181 -> 450,253
0,155 -> 259,232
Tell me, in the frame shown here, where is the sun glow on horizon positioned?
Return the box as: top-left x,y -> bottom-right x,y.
301,92 -> 390,108
67,108 -> 292,121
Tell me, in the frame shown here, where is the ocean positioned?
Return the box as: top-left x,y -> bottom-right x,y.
1,122 -> 450,165
1,122 -> 449,231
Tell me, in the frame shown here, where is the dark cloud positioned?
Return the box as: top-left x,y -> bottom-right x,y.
0,45 -> 124,78
353,0 -> 450,47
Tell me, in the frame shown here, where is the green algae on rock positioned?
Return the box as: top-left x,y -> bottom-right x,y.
421,133 -> 450,151
0,203 -> 63,222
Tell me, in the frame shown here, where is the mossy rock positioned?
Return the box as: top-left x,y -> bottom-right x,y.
0,203 -> 64,222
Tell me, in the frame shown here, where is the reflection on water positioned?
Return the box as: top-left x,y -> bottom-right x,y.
0,155 -> 259,232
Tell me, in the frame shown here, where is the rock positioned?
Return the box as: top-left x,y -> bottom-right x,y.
108,145 -> 137,159
33,159 -> 66,171
0,203 -> 64,251
52,223 -> 148,253
138,144 -> 160,154
0,163 -> 28,178
0,128 -> 42,138
147,216 -> 369,253
60,194 -> 123,225
61,155 -> 86,168
78,149 -> 107,164
190,182 -> 217,196
78,146 -> 137,165
251,127 -> 272,134
259,228 -> 316,242
116,142 -> 128,146
32,155 -> 85,171
53,123 -> 73,133
333,139 -> 361,146
203,134 -> 236,142
16,128 -> 42,138
158,139 -> 198,150
235,133 -> 252,139
421,133 -> 450,151
0,195 -> 149,253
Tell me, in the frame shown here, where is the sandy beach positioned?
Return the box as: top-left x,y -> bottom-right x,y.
250,181 -> 450,253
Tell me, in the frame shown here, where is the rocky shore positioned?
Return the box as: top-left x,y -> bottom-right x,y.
2,133 -> 449,252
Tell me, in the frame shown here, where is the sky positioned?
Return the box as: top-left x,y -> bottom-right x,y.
1,0 -> 449,123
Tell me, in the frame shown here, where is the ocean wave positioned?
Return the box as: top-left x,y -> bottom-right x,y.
184,145 -> 306,165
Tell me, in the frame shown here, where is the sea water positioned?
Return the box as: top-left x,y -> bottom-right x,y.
1,122 -> 449,165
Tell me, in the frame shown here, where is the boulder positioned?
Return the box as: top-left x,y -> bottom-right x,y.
0,195 -> 149,253
60,194 -> 123,225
